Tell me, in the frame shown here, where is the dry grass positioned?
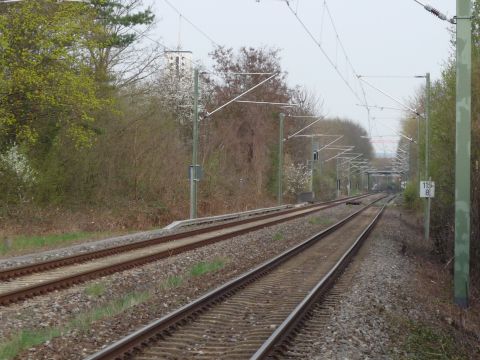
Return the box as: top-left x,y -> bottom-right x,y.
0,195 -> 276,257
0,291 -> 150,359
390,204 -> 480,359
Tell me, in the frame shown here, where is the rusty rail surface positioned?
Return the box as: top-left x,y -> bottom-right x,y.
84,195 -> 390,360
0,194 -> 372,306
251,196 -> 395,359
0,194 -> 370,282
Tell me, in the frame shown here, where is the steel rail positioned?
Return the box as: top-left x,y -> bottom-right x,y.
0,194 -> 373,306
251,196 -> 395,359
84,195 -> 388,360
0,194 -> 370,282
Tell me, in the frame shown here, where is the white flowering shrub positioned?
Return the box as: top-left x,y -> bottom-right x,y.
0,145 -> 37,186
284,162 -> 311,196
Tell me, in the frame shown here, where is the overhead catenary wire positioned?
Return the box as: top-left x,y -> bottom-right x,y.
163,0 -> 221,48
359,75 -> 426,79
316,136 -> 344,152
128,0 -> 225,72
324,147 -> 356,162
2,0 -> 194,66
128,25 -> 205,69
356,104 -> 407,112
286,116 -> 325,140
38,0 -> 209,73
323,2 -> 371,122
235,100 -> 298,107
283,1 -> 363,105
293,134 -> 343,138
412,0 -> 455,24
319,0 -> 327,44
283,1 -> 371,134
206,72 -> 279,117
376,121 -> 416,144
359,77 -> 423,118
357,73 -> 429,157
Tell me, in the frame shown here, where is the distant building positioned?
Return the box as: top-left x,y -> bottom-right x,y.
164,50 -> 193,79
161,50 -> 195,126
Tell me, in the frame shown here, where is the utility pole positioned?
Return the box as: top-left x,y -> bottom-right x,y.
408,142 -> 412,181
424,73 -> 431,241
417,115 -> 421,184
454,0 -> 472,308
318,144 -> 322,176
277,113 -> 285,205
336,158 -> 340,198
347,161 -> 351,196
190,69 -> 199,219
309,137 -> 315,193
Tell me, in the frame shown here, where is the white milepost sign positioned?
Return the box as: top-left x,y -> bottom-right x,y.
420,181 -> 435,198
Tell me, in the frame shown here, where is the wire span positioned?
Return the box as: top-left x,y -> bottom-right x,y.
283,1 -> 371,133
163,0 -> 221,48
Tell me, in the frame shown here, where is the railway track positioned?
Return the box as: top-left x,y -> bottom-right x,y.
0,193 -> 373,306
85,195 -> 393,360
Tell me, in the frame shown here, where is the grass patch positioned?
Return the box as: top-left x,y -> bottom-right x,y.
308,216 -> 333,226
404,322 -> 467,360
85,282 -> 106,297
0,232 -> 101,255
403,181 -> 421,210
190,258 -> 225,277
0,328 -> 61,360
70,291 -> 150,331
0,291 -> 150,359
164,275 -> 183,288
272,232 -> 284,241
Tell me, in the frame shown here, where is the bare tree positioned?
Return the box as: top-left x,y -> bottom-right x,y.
86,0 -> 163,89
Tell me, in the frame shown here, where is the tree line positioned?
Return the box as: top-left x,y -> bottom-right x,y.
0,0 -> 373,230
399,2 -> 480,287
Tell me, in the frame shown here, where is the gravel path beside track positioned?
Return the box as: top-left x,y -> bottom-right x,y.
0,201 -> 370,359
281,202 -> 416,359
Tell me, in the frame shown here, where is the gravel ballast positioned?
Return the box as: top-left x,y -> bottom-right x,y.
282,201 -> 479,359
282,204 -> 410,359
0,205 -> 292,269
0,199 -> 375,360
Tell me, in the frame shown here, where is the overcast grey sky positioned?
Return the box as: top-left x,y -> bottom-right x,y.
151,0 -> 456,155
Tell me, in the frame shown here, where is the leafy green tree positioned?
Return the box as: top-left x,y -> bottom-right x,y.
398,2 -> 480,281
0,0 -> 109,203
0,0 -> 104,154
86,0 -> 158,88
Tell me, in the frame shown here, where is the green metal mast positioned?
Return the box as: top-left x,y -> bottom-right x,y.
336,158 -> 340,198
277,113 -> 285,205
347,161 -> 351,196
190,69 -> 199,219
454,0 -> 472,308
309,137 -> 314,193
424,73 -> 431,241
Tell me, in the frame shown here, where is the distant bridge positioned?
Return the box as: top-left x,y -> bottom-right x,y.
365,170 -> 405,176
